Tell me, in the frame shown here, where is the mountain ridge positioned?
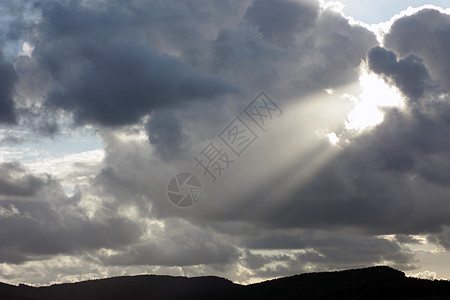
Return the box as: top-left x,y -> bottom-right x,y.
1,266 -> 450,299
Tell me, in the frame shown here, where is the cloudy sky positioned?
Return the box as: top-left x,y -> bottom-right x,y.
1,0 -> 450,285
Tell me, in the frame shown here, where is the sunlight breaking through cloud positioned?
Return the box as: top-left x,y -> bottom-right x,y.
345,64 -> 405,132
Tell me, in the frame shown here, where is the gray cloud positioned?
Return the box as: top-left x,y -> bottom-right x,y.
16,107 -> 59,136
210,0 -> 377,100
0,162 -> 143,263
384,9 -> 450,91
0,200 -> 142,263
102,219 -> 239,267
236,231 -> 415,279
0,51 -> 18,124
428,226 -> 450,250
145,110 -> 191,161
367,46 -> 434,101
0,135 -> 22,145
0,162 -> 45,197
243,249 -> 291,270
29,0 -> 235,127
395,234 -> 422,245
0,0 -> 30,41
244,0 -> 319,48
7,0 -> 377,146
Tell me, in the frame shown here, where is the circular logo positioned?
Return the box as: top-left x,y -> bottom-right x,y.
167,173 -> 202,208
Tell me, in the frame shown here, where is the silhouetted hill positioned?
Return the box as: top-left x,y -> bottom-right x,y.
0,275 -> 241,300
1,266 -> 450,299
234,266 -> 450,299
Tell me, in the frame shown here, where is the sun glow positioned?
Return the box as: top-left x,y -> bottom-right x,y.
327,132 -> 339,145
345,65 -> 404,132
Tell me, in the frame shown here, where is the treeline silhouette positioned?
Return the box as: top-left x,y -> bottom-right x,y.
1,266 -> 450,299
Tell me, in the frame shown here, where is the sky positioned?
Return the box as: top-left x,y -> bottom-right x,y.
0,0 -> 450,286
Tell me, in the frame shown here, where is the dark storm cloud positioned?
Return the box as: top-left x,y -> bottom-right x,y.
5,0 -> 376,156
367,46 -> 434,101
0,162 -> 44,197
350,106 -> 450,181
0,51 -> 18,124
244,0 -> 319,48
30,0 -> 234,127
211,1 -> 377,98
145,110 -> 191,161
3,0 -> 377,132
384,9 -> 450,91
